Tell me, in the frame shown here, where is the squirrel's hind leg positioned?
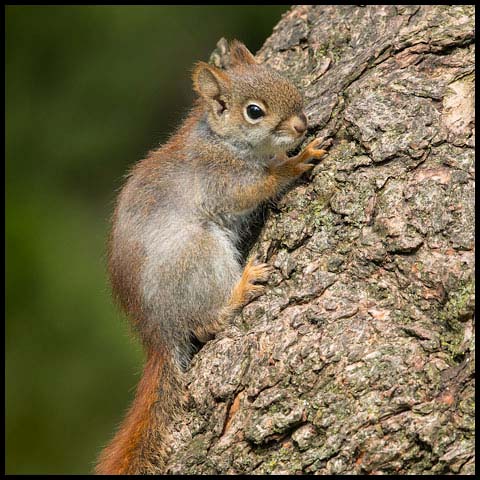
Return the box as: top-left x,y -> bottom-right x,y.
193,257 -> 272,342
228,257 -> 272,310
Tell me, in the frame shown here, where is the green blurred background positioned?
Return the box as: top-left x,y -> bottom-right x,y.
5,5 -> 288,474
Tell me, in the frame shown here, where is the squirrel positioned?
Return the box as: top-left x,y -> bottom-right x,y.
95,40 -> 327,475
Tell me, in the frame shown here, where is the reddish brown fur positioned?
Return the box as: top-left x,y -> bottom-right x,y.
95,104 -> 207,476
228,258 -> 272,310
95,39 -> 327,475
95,350 -> 164,474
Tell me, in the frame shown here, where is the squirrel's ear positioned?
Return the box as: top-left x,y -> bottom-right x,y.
229,40 -> 257,67
192,62 -> 231,100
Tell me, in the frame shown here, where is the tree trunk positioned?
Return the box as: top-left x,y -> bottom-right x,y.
166,5 -> 475,475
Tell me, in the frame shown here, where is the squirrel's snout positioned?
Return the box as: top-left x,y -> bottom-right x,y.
291,113 -> 307,136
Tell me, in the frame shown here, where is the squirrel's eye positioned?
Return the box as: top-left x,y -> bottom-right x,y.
246,104 -> 265,121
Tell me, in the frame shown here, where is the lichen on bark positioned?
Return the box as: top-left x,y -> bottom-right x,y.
165,5 -> 475,475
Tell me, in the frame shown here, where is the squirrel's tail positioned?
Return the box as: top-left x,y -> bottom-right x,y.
95,348 -> 182,474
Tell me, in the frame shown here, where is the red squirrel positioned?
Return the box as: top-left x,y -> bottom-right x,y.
95,40 -> 326,474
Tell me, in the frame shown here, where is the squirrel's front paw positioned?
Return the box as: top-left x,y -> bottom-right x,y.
276,138 -> 328,178
301,138 -> 328,162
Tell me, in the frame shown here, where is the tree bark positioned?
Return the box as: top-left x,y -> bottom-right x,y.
166,5 -> 475,475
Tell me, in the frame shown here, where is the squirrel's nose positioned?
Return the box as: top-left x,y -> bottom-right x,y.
292,113 -> 307,135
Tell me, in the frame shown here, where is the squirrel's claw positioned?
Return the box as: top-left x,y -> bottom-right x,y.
228,257 -> 273,308
244,257 -> 273,283
287,138 -> 327,167
305,137 -> 323,150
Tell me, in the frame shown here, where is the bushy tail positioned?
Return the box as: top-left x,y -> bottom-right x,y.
95,348 -> 182,474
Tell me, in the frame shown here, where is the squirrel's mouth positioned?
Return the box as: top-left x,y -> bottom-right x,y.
272,132 -> 304,152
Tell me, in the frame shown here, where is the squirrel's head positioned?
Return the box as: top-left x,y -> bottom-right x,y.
192,40 -> 307,156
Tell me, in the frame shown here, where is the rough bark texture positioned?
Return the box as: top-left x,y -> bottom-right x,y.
166,5 -> 475,475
